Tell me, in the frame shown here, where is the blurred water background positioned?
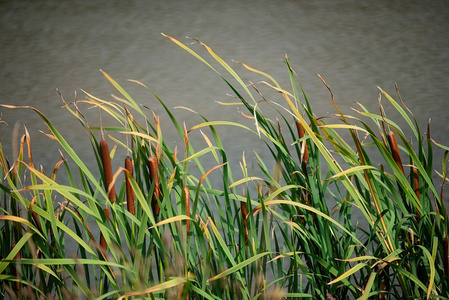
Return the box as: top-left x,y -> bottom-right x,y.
1,0 -> 449,199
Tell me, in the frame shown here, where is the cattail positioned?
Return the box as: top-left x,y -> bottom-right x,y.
387,131 -> 404,175
295,120 -> 309,165
29,198 -> 42,233
148,156 -> 160,217
100,133 -> 116,203
99,208 -> 110,251
183,186 -> 190,234
125,155 -> 135,215
11,243 -> 21,291
241,200 -> 249,246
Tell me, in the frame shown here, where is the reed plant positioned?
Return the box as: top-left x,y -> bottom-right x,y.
1,35 -> 448,299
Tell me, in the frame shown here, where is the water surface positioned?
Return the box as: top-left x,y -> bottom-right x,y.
1,0 -> 448,193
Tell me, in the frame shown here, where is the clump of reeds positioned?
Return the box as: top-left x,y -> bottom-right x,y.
1,36 -> 448,299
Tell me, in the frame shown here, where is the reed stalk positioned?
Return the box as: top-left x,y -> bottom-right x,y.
444,237 -> 449,277
99,207 -> 110,251
412,167 -> 421,220
183,186 -> 190,234
241,200 -> 249,246
29,198 -> 42,233
11,243 -> 21,292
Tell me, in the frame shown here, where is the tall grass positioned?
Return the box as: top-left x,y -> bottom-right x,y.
1,35 -> 448,299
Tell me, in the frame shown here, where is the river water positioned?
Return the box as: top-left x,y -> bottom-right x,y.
1,0 -> 449,209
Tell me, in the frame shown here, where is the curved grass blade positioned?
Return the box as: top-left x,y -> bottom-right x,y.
207,251 -> 270,282
117,277 -> 187,300
101,70 -> 144,116
149,215 -> 192,229
0,232 -> 33,274
327,263 -> 367,285
264,199 -> 362,246
360,272 -> 376,300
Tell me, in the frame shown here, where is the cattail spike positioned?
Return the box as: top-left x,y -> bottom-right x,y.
148,156 -> 160,217
387,131 -> 404,175
100,135 -> 116,203
125,155 -> 135,215
296,120 -> 309,165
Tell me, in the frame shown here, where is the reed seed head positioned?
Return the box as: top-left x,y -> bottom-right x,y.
99,234 -> 107,251
100,136 -> 116,203
184,186 -> 190,234
387,131 -> 404,175
148,155 -> 160,217
125,155 -> 135,215
296,120 -> 309,165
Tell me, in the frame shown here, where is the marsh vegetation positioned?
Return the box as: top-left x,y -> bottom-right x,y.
1,35 -> 448,299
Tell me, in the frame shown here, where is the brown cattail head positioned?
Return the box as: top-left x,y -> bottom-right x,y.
183,186 -> 190,234
241,200 -> 249,246
125,155 -> 135,215
148,156 -> 160,217
100,135 -> 116,203
296,120 -> 309,165
99,234 -> 107,251
99,208 -> 110,251
387,131 -> 404,175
